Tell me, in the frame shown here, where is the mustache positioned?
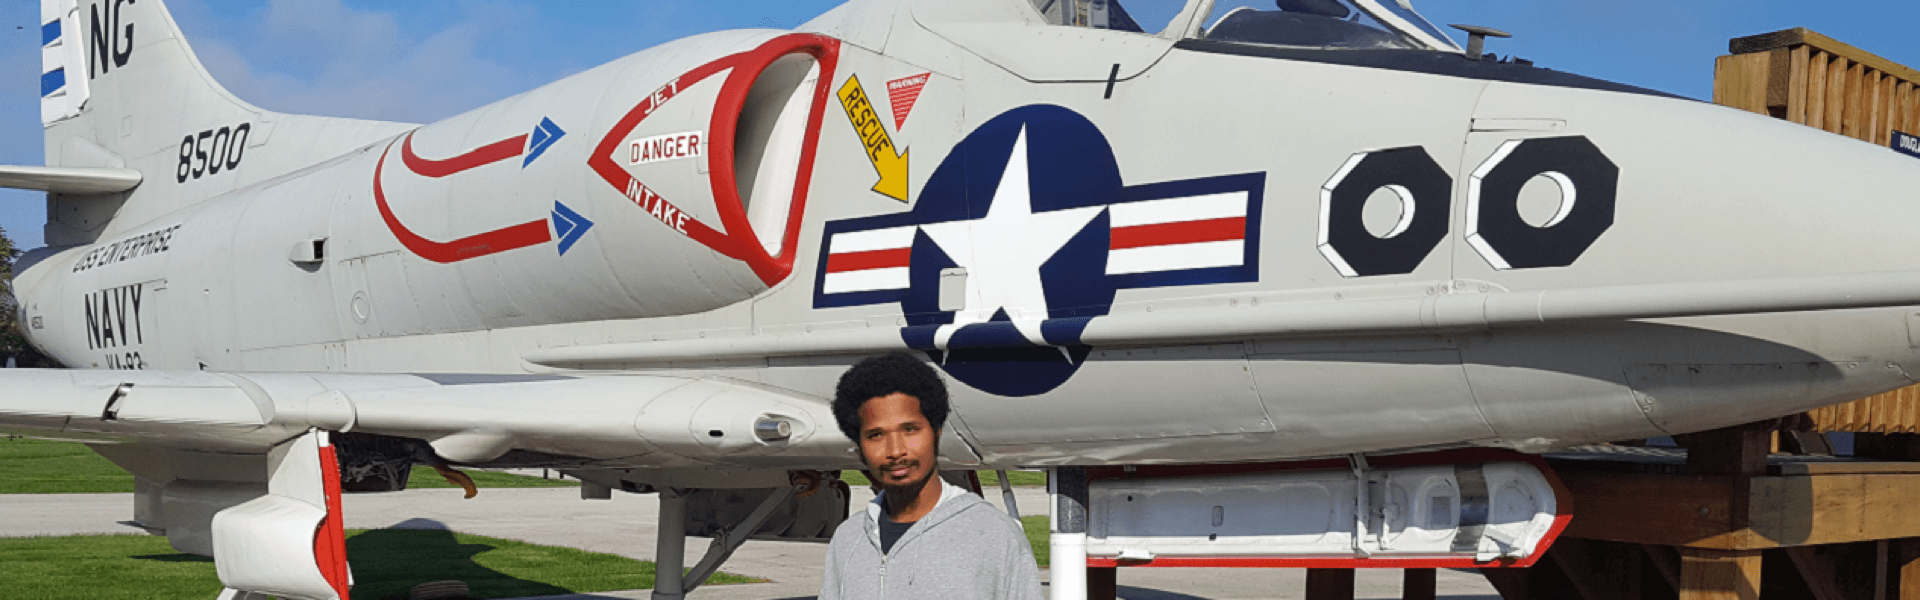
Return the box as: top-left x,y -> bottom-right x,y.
874,460 -> 919,472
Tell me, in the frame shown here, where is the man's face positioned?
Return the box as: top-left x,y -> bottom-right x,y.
857,392 -> 939,491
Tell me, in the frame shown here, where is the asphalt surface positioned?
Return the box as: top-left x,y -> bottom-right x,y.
0,485 -> 1502,599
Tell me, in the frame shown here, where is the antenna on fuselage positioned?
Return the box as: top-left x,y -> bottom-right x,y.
1451,24 -> 1513,61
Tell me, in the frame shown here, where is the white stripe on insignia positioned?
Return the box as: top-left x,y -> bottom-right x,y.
1109,192 -> 1247,227
823,268 -> 912,294
1106,240 -> 1244,275
829,226 -> 917,254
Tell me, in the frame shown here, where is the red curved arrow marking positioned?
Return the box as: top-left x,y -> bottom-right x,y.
403,133 -> 529,178
375,134 -> 552,264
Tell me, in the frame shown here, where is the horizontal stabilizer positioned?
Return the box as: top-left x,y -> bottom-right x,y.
0,165 -> 142,194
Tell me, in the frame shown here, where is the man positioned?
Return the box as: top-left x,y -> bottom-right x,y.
820,353 -> 1043,600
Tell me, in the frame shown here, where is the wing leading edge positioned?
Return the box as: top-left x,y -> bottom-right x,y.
0,370 -> 854,470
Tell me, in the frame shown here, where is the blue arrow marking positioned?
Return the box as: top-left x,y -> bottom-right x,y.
551,201 -> 593,255
524,117 -> 566,168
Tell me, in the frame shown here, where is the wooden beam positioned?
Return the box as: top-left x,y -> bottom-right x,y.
1896,539 -> 1920,600
1560,471 -> 1738,547
1479,568 -> 1530,600
1788,45 -> 1811,124
1680,548 -> 1762,600
1645,544 -> 1683,592
1881,540 -> 1893,600
1402,568 -> 1436,600
1715,53 -> 1772,115
1305,569 -> 1355,600
1809,51 -> 1832,130
1785,546 -> 1848,600
1087,566 -> 1117,600
1679,421 -> 1772,477
1547,539 -> 1608,600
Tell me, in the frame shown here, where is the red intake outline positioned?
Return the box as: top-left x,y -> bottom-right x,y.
374,133 -> 554,263
1080,449 -> 1574,570
589,34 -> 842,287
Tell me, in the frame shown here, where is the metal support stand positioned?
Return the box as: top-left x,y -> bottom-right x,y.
681,485 -> 798,590
653,489 -> 689,600
1050,467 -> 1090,600
1349,454 -> 1372,558
652,485 -> 801,600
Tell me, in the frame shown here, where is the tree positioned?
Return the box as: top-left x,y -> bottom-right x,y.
0,225 -> 57,368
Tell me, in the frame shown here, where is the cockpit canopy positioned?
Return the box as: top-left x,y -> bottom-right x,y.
1027,0 -> 1461,52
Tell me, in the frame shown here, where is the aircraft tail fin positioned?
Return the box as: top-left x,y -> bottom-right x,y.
36,0 -> 414,246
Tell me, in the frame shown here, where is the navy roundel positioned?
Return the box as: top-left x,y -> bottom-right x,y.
814,105 -> 1265,397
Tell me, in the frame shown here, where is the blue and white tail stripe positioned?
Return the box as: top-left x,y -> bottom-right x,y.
40,0 -> 88,124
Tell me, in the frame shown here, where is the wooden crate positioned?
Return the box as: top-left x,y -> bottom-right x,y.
1715,27 -> 1920,146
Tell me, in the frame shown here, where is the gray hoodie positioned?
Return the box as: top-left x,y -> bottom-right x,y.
820,481 -> 1044,599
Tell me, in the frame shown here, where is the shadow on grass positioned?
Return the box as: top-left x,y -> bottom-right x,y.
347,525 -> 573,600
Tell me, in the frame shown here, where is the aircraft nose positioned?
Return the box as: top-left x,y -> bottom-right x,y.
1465,82 -> 1920,288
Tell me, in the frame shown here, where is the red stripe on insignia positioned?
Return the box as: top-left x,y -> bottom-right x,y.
1110,217 -> 1246,250
826,248 -> 911,273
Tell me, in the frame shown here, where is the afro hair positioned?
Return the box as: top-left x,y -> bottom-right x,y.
832,352 -> 950,443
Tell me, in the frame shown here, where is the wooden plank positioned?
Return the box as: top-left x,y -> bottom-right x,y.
1768,48 -> 1794,113
1730,28 -> 1920,88
1828,57 -> 1851,135
1561,471 -> 1739,547
1870,70 -> 1887,145
1681,421 -> 1772,477
1881,540 -> 1893,600
1884,76 -> 1901,145
1786,546 -> 1849,600
1773,461 -> 1920,476
1402,569 -> 1436,600
1088,566 -> 1117,600
1546,539 -> 1609,600
1715,53 -> 1772,114
1893,395 -> 1905,434
1680,548 -> 1762,600
1565,471 -> 1920,549
1305,569 -> 1355,600
1909,83 -> 1920,137
1889,82 -> 1904,137
1788,45 -> 1812,124
1897,539 -> 1920,600
1847,62 -> 1869,141
1646,544 -> 1683,592
1881,70 -> 1896,144
1810,51 -> 1832,130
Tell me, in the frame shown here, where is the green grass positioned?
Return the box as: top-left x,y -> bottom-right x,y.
1021,516 -> 1050,568
840,469 -> 1047,488
0,437 -> 575,494
0,529 -> 758,600
0,437 -> 142,494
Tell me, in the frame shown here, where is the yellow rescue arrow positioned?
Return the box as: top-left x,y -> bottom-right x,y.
837,75 -> 910,202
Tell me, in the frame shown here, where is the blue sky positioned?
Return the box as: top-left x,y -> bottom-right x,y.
2,0 -> 1917,251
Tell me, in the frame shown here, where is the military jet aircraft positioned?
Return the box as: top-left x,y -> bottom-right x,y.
10,0 -> 1920,598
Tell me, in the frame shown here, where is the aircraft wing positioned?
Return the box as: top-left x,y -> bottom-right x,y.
0,369 -> 855,470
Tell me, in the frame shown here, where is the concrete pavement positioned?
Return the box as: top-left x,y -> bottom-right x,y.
0,486 -> 1501,599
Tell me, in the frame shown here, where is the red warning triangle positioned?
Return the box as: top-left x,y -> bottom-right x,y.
887,72 -> 931,130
